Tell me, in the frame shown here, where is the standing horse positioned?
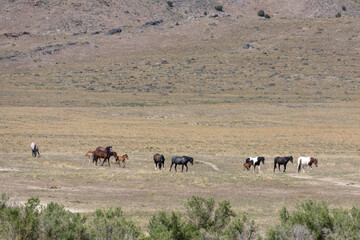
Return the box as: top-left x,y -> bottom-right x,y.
273,156 -> 293,172
246,157 -> 265,173
116,154 -> 129,168
169,156 -> 194,172
93,146 -> 116,166
153,153 -> 165,170
297,157 -> 318,173
30,142 -> 40,157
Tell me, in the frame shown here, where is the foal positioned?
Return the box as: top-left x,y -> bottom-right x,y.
243,162 -> 253,171
116,154 -> 129,168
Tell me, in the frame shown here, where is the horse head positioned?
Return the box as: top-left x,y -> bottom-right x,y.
259,157 -> 265,164
289,156 -> 293,163
313,158 -> 318,167
183,156 -> 194,165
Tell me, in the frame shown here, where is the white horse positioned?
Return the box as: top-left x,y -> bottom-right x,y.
30,142 -> 40,157
297,156 -> 318,173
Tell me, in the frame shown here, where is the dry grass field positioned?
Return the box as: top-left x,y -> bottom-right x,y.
1,3 -> 360,235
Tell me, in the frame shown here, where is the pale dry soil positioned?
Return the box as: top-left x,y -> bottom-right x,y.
0,103 -> 359,231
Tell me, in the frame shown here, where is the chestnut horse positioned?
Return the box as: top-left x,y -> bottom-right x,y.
116,154 -> 128,168
297,156 -> 318,173
243,162 -> 253,171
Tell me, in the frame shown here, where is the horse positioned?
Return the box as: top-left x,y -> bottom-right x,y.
273,156 -> 293,172
30,142 -> 40,157
92,146 -> 116,166
116,154 -> 128,168
85,151 -> 94,159
297,156 -> 318,173
169,156 -> 194,172
243,162 -> 253,171
245,157 -> 265,173
153,153 -> 165,170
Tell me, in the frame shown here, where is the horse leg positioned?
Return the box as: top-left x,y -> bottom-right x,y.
181,164 -> 184,172
37,149 -> 41,157
258,165 -> 261,173
169,162 -> 174,171
154,162 -> 157,170
273,163 -> 276,172
185,164 -> 188,172
174,163 -> 177,172
283,163 -> 286,172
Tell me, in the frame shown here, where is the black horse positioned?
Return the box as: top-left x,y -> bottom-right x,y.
169,156 -> 194,172
273,156 -> 293,172
153,153 -> 165,170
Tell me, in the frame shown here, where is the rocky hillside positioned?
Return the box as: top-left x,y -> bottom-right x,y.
1,0 -> 359,35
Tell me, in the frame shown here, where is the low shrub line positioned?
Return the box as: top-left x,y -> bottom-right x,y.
0,194 -> 359,239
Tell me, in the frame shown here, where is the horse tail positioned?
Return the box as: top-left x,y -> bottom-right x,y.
298,159 -> 302,172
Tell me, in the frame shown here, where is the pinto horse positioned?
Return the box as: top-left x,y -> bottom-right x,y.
30,142 -> 40,157
297,156 -> 318,173
93,146 -> 116,166
116,154 -> 128,168
169,156 -> 194,172
246,157 -> 265,173
153,153 -> 165,170
274,156 -> 293,172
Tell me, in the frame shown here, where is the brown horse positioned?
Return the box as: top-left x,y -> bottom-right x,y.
93,146 -> 116,166
116,154 -> 128,168
243,162 -> 253,171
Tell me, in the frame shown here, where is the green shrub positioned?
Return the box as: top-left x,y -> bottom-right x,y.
89,207 -> 141,240
40,202 -> 89,240
342,5 -> 346,11
147,211 -> 199,240
264,14 -> 271,19
335,12 -> 341,18
258,10 -> 265,17
214,5 -> 223,12
0,197 -> 41,240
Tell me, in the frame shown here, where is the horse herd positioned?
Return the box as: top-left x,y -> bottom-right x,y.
31,143 -> 318,173
243,156 -> 318,173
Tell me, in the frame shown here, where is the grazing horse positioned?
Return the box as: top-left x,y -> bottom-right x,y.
273,156 -> 293,172
93,146 -> 116,166
246,157 -> 265,173
298,156 -> 318,173
116,154 -> 129,168
169,156 -> 194,172
153,153 -> 165,170
243,162 -> 253,171
30,142 -> 40,157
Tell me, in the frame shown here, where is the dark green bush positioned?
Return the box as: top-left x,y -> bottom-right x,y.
342,5 -> 346,11
258,10 -> 265,17
0,196 -> 41,240
147,211 -> 199,240
214,5 -> 223,12
265,200 -> 360,240
89,207 -> 141,240
264,14 -> 271,19
40,202 -> 89,240
335,12 -> 341,18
